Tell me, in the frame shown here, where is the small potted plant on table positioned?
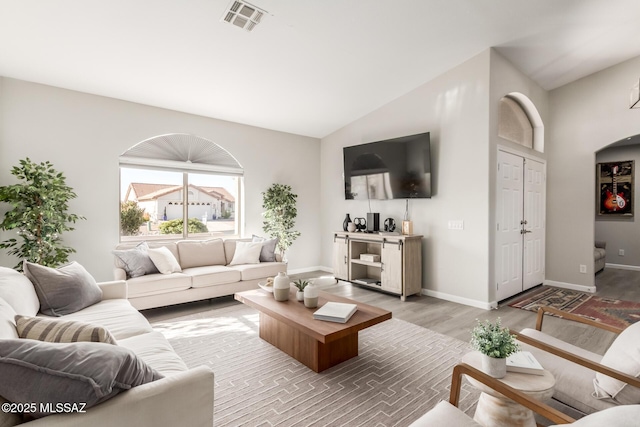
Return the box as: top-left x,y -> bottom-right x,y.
293,279 -> 310,302
470,318 -> 519,378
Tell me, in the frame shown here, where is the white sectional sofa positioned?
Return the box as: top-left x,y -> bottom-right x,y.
0,266 -> 214,427
113,238 -> 287,310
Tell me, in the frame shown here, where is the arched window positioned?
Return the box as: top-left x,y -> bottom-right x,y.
119,134 -> 243,240
498,93 -> 544,153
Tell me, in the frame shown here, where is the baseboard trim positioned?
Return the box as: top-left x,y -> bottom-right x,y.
421,289 -> 497,310
543,279 -> 596,293
605,263 -> 640,271
287,265 -> 327,275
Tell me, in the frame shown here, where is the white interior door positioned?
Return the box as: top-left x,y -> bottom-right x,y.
523,159 -> 545,290
496,150 -> 545,301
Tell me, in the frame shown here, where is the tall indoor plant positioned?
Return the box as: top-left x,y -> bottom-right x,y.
0,158 -> 85,270
261,183 -> 301,259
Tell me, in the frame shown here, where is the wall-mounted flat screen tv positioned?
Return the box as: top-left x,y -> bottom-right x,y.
343,132 -> 432,200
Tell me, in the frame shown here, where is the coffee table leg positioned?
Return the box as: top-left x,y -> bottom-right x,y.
259,312 -> 358,372
473,392 -> 536,427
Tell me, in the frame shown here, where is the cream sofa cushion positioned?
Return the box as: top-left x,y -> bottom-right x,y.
409,401 -> 480,426
550,404 -> 640,427
231,262 -> 287,281
126,273 -> 192,298
182,266 -> 241,288
118,331 -> 188,376
0,297 -> 18,339
594,321 -> 640,405
60,299 -> 154,340
0,266 -> 39,316
177,239 -> 226,269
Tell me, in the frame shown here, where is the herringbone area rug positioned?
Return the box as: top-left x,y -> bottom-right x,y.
152,304 -> 479,426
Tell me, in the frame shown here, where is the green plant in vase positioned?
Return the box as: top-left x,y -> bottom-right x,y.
0,158 -> 85,270
261,183 -> 301,260
293,279 -> 310,302
470,318 -> 519,378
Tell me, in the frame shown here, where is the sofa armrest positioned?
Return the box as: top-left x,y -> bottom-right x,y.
534,306 -> 623,334
512,329 -> 640,388
595,240 -> 607,249
113,267 -> 127,281
98,280 -> 128,300
25,366 -> 214,427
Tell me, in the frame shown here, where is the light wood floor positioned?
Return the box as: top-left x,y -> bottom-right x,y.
143,267 -> 640,355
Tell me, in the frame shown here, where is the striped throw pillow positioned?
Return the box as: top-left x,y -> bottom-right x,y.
14,315 -> 117,345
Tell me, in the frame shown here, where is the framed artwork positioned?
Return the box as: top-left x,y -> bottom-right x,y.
597,160 -> 634,216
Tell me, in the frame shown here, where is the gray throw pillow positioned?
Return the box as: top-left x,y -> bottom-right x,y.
0,339 -> 163,418
252,235 -> 279,262
23,261 -> 103,317
112,242 -> 159,278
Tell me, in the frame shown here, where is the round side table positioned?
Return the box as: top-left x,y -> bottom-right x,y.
461,351 -> 555,427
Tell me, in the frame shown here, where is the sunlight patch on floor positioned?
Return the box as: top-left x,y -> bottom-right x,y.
154,313 -> 259,339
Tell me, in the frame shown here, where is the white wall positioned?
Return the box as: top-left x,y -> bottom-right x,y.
595,144 -> 640,267
547,55 -> 640,287
0,77 -> 321,281
320,50 -> 493,307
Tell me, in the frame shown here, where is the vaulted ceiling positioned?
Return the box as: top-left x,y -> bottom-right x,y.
1,0 -> 639,138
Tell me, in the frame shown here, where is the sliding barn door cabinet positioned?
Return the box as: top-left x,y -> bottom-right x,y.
332,231 -> 423,301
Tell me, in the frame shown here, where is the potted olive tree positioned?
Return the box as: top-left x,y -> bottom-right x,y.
470,318 -> 519,378
261,183 -> 301,260
0,158 -> 84,270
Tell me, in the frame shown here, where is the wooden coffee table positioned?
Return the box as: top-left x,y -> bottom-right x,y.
235,287 -> 391,372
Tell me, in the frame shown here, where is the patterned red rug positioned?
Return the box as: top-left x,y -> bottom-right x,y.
508,286 -> 640,329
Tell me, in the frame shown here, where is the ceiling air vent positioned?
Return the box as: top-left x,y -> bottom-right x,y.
221,0 -> 266,32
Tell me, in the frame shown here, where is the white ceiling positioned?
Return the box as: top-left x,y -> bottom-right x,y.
1,0 -> 639,138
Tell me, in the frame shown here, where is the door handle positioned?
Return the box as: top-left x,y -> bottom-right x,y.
520,229 -> 532,234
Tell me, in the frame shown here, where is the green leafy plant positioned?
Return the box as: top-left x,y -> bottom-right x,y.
0,158 -> 85,270
470,318 -> 519,358
159,218 -> 208,234
293,279 -> 310,292
120,201 -> 146,236
262,183 -> 301,257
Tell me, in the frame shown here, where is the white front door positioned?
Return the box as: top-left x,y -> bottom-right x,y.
523,158 -> 545,290
496,150 -> 545,301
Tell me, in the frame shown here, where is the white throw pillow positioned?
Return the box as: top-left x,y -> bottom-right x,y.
148,247 -> 182,274
593,320 -> 640,404
229,241 -> 263,266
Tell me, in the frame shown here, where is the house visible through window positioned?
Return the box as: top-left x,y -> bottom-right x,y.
119,134 -> 243,241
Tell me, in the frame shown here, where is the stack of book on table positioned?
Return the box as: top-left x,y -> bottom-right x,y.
506,351 -> 544,375
313,302 -> 358,323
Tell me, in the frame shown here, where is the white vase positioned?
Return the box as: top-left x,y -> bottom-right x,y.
296,290 -> 304,301
304,283 -> 318,308
481,354 -> 507,378
273,272 -> 290,302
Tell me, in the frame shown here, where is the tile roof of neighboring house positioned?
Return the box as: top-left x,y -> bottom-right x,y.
126,183 -> 235,202
198,186 -> 235,202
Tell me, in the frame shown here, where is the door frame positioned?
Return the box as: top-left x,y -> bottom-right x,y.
495,145 -> 547,302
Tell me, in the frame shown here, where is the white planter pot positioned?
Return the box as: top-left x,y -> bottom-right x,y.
481,354 -> 507,378
296,290 -> 304,301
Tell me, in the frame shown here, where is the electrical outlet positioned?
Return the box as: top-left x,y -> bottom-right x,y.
579,264 -> 587,274
619,249 -> 625,256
